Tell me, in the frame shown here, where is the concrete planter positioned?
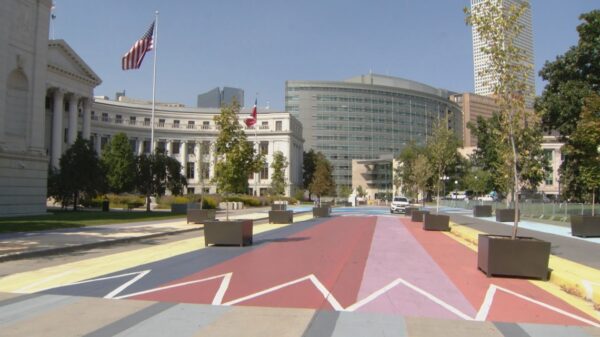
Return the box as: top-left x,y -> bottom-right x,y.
203,220 -> 253,247
495,209 -> 519,222
271,204 -> 287,211
313,206 -> 331,217
171,203 -> 188,214
411,210 -> 429,222
570,215 -> 600,238
423,213 -> 450,231
473,205 -> 492,217
269,210 -> 293,224
405,207 -> 418,216
477,234 -> 550,280
187,209 -> 216,224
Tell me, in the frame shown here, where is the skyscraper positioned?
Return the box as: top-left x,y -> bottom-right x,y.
470,0 -> 535,106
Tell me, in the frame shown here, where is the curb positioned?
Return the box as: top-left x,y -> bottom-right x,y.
448,222 -> 600,310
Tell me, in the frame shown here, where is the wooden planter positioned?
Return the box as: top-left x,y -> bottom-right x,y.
570,215 -> 600,238
495,209 -> 519,222
269,210 -> 293,224
187,209 -> 216,224
477,234 -> 550,280
203,220 -> 253,247
271,204 -> 287,211
411,210 -> 430,222
313,206 -> 331,217
473,205 -> 492,217
423,213 -> 450,231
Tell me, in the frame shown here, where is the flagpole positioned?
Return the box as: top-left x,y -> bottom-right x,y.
151,11 -> 159,154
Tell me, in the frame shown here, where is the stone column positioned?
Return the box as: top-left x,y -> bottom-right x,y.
94,134 -> 101,154
166,140 -> 173,156
82,97 -> 92,140
195,141 -> 201,182
137,139 -> 144,155
51,89 -> 64,168
181,140 -> 188,178
67,94 -> 79,145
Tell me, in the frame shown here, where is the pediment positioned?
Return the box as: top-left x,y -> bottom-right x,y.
47,39 -> 102,87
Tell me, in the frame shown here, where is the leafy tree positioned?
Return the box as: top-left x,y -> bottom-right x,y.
135,149 -> 187,212
101,133 -> 136,194
394,141 -> 424,199
52,136 -> 106,211
463,167 -> 493,199
212,100 -> 263,196
426,118 -> 461,211
466,0 -> 546,238
303,149 -> 317,200
338,185 -> 352,199
308,152 -> 335,201
560,94 -> 600,210
356,185 -> 366,198
270,151 -> 288,196
536,10 -> 600,138
411,154 -> 431,206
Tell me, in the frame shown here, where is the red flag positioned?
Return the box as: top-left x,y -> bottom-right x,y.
122,21 -> 154,70
245,99 -> 258,127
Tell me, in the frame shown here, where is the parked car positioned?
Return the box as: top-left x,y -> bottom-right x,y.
476,195 -> 494,202
390,196 -> 410,214
446,191 -> 468,200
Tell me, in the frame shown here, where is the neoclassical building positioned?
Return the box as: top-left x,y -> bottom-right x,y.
88,98 -> 304,197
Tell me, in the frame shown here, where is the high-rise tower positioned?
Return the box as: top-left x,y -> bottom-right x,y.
470,0 -> 535,106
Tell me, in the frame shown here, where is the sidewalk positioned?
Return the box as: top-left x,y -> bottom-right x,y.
0,207 -> 288,262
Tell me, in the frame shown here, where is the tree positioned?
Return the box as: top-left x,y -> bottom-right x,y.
101,133 -> 135,194
270,151 -> 288,196
536,10 -> 600,138
303,149 -> 317,200
464,167 -> 493,199
394,141 -> 424,200
560,94 -> 600,210
52,136 -> 106,211
356,185 -> 366,198
135,149 -> 187,212
212,100 -> 263,196
338,185 -> 352,200
308,152 -> 335,201
466,0 -> 545,239
426,118 -> 461,211
411,154 -> 431,206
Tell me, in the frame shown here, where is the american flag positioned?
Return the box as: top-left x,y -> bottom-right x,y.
122,21 -> 154,70
245,99 -> 258,127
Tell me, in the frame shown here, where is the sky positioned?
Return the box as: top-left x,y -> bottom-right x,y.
51,0 -> 598,110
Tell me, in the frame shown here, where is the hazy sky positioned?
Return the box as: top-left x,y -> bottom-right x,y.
51,0 -> 597,110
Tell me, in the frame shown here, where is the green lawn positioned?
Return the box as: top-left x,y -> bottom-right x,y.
0,210 -> 185,233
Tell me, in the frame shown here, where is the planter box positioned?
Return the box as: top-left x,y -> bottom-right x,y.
269,210 -> 293,224
570,215 -> 600,238
203,220 -> 253,247
423,213 -> 450,231
271,204 -> 287,211
477,234 -> 550,280
171,203 -> 188,214
411,210 -> 430,222
313,206 -> 331,217
405,207 -> 418,216
495,209 -> 519,222
473,205 -> 492,217
187,209 -> 216,224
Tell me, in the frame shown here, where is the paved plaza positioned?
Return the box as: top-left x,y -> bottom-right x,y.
0,207 -> 598,336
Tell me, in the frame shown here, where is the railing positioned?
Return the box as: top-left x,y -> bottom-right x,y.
92,117 -> 289,132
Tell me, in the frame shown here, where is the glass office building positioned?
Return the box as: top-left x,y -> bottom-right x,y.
285,74 -> 462,189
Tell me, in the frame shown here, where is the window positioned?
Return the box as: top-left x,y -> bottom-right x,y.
187,142 -> 195,154
143,140 -> 151,153
187,121 -> 195,129
172,141 -> 180,154
260,141 -> 268,155
260,163 -> 269,180
158,119 -> 165,127
129,116 -> 136,125
173,120 -> 180,128
129,139 -> 137,153
260,121 -> 269,129
187,187 -> 195,195
100,136 -> 109,150
101,112 -> 109,122
201,141 -> 210,155
157,141 -> 166,152
144,117 -> 151,126
186,162 -> 195,179
202,121 -> 210,129
275,121 -> 282,131
200,162 -> 210,179
115,115 -> 122,124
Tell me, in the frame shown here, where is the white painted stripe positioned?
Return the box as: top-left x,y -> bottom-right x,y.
346,278 -> 403,312
104,270 -> 151,299
14,270 -> 73,293
114,273 -> 232,300
475,285 -> 497,321
223,275 -> 312,306
308,274 -> 344,311
212,273 -> 232,305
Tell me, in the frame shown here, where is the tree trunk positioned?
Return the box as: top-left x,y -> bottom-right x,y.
72,191 -> 78,211
146,195 -> 151,212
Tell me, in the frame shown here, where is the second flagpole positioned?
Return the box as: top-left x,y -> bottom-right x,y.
151,10 -> 159,154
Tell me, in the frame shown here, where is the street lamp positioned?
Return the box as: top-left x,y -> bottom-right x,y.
440,175 -> 449,199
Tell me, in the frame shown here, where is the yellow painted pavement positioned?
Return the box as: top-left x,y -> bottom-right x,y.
445,222 -> 600,321
0,214 -> 314,294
